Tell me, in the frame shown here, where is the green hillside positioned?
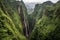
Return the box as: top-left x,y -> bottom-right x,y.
29,1 -> 60,40
0,0 -> 60,40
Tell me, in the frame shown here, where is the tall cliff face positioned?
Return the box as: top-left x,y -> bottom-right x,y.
0,0 -> 60,40
0,0 -> 29,40
29,1 -> 60,40
32,1 -> 53,20
28,1 -> 54,33
18,1 -> 29,37
11,1 -> 29,37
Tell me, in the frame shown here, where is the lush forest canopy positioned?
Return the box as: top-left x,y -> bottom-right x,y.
0,0 -> 60,40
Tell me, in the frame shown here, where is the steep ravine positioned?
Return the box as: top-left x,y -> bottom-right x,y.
0,0 -> 60,40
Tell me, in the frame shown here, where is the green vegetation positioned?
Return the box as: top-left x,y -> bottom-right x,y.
0,0 -> 60,40
0,0 -> 27,40
29,1 -> 60,40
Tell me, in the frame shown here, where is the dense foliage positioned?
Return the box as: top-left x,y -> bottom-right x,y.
0,0 -> 27,40
0,0 -> 60,40
29,1 -> 60,40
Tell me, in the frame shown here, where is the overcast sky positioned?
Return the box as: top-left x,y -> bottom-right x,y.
20,0 -> 59,3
